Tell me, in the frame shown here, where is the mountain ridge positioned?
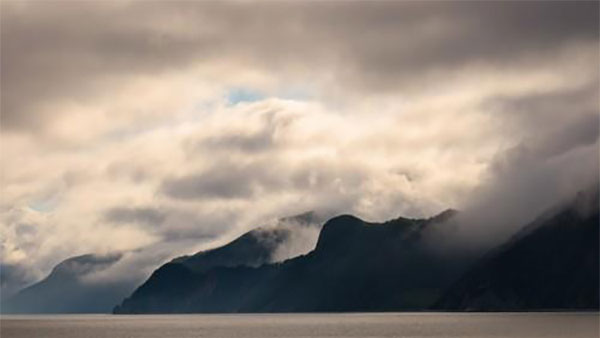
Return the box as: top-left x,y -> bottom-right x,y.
114,209 -> 468,313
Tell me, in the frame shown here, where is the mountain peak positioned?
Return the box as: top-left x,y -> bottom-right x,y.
429,209 -> 459,223
314,214 -> 365,252
50,253 -> 122,280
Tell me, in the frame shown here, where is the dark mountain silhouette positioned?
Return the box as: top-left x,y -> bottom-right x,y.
113,209 -> 468,313
2,254 -> 134,313
433,187 -> 599,311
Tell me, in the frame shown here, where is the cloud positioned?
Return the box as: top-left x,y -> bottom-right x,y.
268,221 -> 323,264
104,207 -> 166,227
160,161 -> 279,200
424,114 -> 599,252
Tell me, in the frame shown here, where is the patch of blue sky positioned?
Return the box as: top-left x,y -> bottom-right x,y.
29,197 -> 60,213
226,87 -> 266,105
225,84 -> 315,106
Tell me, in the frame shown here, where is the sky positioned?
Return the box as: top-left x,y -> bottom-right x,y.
1,1 -> 598,295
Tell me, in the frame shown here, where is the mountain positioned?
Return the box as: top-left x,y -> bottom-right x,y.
114,209 -> 468,313
171,211 -> 322,273
433,187 -> 599,311
1,253 -> 135,313
1,211 -> 322,314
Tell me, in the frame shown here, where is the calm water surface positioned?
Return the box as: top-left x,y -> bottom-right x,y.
1,313 -> 598,338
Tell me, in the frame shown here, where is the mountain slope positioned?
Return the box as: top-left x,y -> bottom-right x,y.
433,188 -> 599,311
114,210 -> 467,313
1,212 -> 321,314
172,211 -> 321,273
241,211 -> 462,312
1,254 -> 134,313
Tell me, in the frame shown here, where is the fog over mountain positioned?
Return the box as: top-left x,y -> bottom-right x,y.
2,254 -> 131,313
114,187 -> 598,313
434,186 -> 599,311
1,1 -> 598,309
1,212 -> 325,313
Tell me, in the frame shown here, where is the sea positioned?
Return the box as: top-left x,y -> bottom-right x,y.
1,313 -> 598,338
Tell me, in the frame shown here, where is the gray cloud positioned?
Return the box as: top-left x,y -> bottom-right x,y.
203,131 -> 275,154
486,82 -> 599,139
104,205 -> 236,243
159,154 -> 371,214
104,207 -> 166,227
189,108 -> 295,154
161,162 -> 280,200
418,62 -> 599,251
2,1 -> 597,132
427,120 -> 599,251
158,210 -> 234,243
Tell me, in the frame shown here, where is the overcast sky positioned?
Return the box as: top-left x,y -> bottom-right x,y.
1,1 -> 598,292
